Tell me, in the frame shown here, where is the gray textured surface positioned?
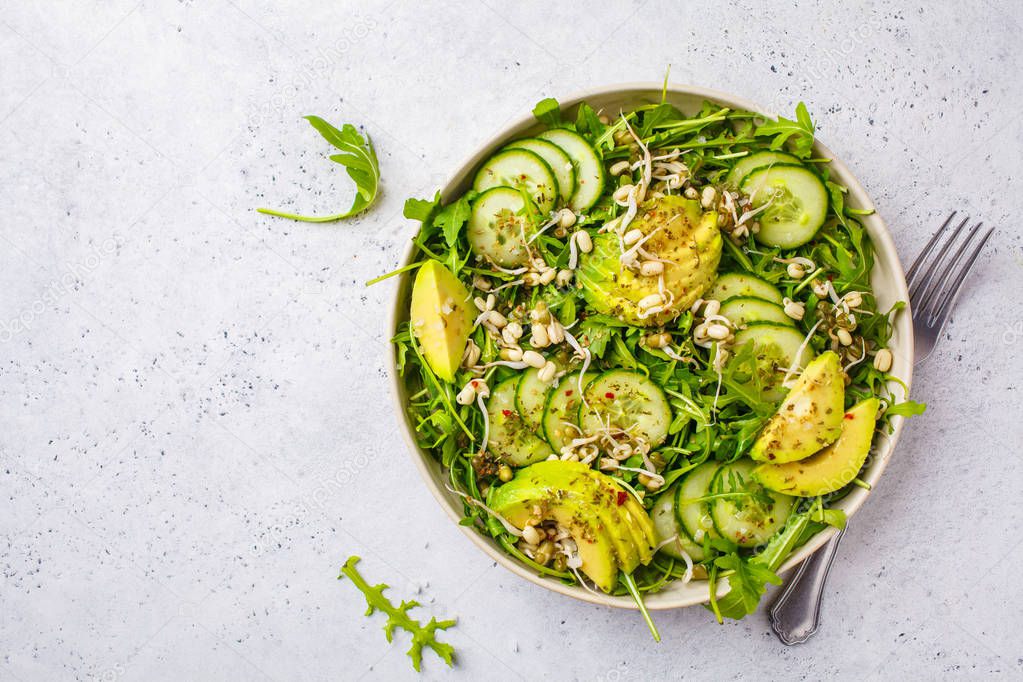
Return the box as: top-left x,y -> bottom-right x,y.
2,1 -> 1022,680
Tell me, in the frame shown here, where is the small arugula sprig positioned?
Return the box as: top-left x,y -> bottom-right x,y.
709,510 -> 811,621
259,116 -> 380,222
338,556 -> 456,672
710,552 -> 783,619
754,102 -> 816,157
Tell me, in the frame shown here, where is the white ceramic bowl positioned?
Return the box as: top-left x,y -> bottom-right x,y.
389,83 -> 914,610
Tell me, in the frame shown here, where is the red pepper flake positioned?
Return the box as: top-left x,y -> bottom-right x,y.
844,412 -> 855,420
501,409 -> 512,417
564,389 -> 573,396
616,491 -> 627,506
605,392 -> 615,399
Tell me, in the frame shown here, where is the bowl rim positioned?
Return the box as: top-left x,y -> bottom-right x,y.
386,82 -> 914,610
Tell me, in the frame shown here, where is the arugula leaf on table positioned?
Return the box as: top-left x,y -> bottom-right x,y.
339,556 -> 456,672
755,102 -> 816,158
259,116 -> 381,222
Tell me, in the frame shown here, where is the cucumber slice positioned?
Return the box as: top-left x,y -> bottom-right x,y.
487,377 -> 554,466
541,371 -> 596,453
467,187 -> 535,268
725,150 -> 801,187
473,148 -> 558,214
537,128 -> 605,212
651,487 -> 706,562
578,370 -> 672,449
732,322 -> 814,401
674,462 -> 721,543
741,164 -> 828,249
709,460 -> 794,548
515,368 -> 552,430
705,272 -> 783,304
719,296 -> 795,328
506,138 -> 576,205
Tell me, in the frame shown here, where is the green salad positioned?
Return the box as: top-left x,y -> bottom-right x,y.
387,94 -> 920,632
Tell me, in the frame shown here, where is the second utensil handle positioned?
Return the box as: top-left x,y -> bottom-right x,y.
769,528 -> 846,645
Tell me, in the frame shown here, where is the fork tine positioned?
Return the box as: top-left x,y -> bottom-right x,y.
910,215 -> 971,307
920,222 -> 984,319
929,226 -> 994,326
906,211 -> 956,291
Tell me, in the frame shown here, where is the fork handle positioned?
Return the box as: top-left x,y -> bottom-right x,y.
768,528 -> 845,645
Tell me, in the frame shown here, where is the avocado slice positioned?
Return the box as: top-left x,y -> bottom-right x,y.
750,351 -> 845,463
512,461 -> 649,573
488,461 -> 652,591
490,476 -> 619,591
575,467 -> 657,569
616,485 -> 658,564
409,260 -> 474,382
753,397 -> 879,496
528,463 -> 644,573
576,196 -> 722,326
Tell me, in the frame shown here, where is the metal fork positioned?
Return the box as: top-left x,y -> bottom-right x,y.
768,211 -> 994,645
906,213 -> 995,362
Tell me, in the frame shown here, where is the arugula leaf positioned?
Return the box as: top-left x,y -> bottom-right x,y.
259,116 -> 381,222
580,322 -> 614,359
398,191 -> 473,273
755,102 -> 815,158
578,314 -> 628,359
621,572 -> 661,642
826,180 -> 849,228
717,341 -> 777,417
434,193 -> 474,249
393,332 -> 410,374
709,511 -> 811,621
532,97 -> 563,128
339,556 -> 456,672
403,193 -> 441,222
557,294 -> 578,326
712,553 -> 782,618
811,504 -> 847,529
886,400 -> 927,417
574,103 -> 607,140
609,335 -> 642,371
814,219 -> 872,289
638,102 -> 685,137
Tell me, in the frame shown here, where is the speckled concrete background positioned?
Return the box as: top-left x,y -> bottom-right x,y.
1,1 -> 1021,680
